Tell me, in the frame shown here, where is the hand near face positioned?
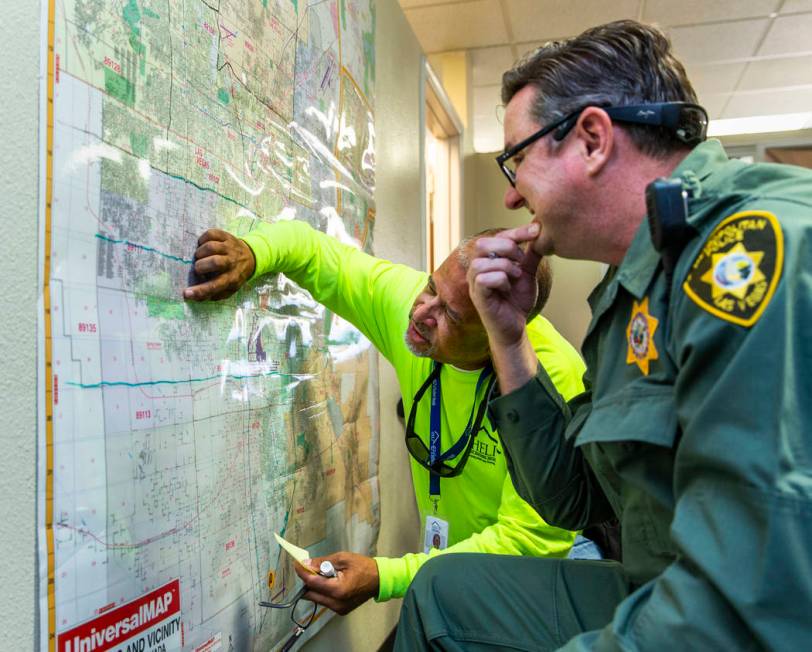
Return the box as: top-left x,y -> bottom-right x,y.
183,229 -> 256,301
466,222 -> 543,348
294,551 -> 379,615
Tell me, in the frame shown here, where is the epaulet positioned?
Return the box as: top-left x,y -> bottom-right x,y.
646,178 -> 696,296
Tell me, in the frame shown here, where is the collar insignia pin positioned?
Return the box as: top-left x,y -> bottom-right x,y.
626,297 -> 659,376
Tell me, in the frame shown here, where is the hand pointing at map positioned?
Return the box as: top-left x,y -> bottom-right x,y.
183,229 -> 256,301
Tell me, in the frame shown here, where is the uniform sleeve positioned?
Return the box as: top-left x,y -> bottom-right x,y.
489,318 -> 614,530
566,201 -> 812,650
238,219 -> 425,362
374,472 -> 577,601
489,370 -> 615,531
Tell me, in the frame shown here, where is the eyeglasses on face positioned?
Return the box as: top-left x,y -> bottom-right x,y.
495,102 -> 708,187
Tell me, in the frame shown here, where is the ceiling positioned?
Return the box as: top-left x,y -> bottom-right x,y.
397,0 -> 812,152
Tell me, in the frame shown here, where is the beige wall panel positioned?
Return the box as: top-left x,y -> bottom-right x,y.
471,45 -> 516,87
544,258 -> 606,350
472,84 -> 504,152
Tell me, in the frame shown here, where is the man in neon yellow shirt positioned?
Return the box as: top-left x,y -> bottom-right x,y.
183,219 -> 586,614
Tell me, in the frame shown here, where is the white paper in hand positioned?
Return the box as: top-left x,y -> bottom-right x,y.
274,532 -> 317,574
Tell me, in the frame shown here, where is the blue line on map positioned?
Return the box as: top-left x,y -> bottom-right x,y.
163,171 -> 250,211
67,369 -> 298,389
95,233 -> 194,265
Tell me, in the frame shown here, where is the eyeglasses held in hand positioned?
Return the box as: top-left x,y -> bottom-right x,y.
260,584 -> 317,651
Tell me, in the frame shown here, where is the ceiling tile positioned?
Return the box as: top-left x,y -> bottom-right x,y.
643,0 -> 779,26
471,46 -> 516,86
737,55 -> 812,91
698,92 -> 731,120
399,0 -> 462,8
668,19 -> 769,64
505,0 -> 639,43
404,0 -> 509,52
685,62 -> 747,96
722,87 -> 812,117
758,13 -> 812,56
780,0 -> 812,13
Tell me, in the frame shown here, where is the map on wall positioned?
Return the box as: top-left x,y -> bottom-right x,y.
38,0 -> 377,650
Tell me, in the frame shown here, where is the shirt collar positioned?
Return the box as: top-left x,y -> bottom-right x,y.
614,139 -> 730,300
671,138 -> 729,191
447,363 -> 484,374
615,214 -> 661,300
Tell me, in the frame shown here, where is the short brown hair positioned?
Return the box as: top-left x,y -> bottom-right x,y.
502,20 -> 698,159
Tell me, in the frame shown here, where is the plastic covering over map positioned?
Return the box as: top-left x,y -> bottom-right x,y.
38,0 -> 377,649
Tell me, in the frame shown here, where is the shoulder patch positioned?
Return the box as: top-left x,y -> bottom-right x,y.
683,210 -> 783,327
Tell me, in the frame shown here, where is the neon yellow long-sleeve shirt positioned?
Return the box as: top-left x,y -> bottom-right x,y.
240,219 -> 586,601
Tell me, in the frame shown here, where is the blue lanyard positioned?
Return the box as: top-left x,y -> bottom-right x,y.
428,362 -> 493,498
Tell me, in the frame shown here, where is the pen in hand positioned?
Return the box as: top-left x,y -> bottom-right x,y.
318,560 -> 337,578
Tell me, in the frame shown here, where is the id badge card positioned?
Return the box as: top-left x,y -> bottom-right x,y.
423,515 -> 449,553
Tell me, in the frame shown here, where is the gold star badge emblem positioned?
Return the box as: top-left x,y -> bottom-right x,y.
700,242 -> 765,300
626,297 -> 659,376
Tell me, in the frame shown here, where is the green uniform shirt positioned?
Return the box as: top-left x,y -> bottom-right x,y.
490,139 -> 812,648
240,220 -> 584,601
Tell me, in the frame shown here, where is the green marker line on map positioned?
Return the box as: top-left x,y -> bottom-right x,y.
57,127 -> 253,214
66,369 -> 301,389
163,171 -> 251,212
95,233 -> 194,265
69,130 -> 252,214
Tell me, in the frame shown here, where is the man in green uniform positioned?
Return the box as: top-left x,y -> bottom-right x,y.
183,219 -> 585,614
395,19 -> 812,650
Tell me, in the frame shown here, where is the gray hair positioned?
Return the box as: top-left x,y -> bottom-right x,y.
456,228 -> 553,320
456,228 -> 506,269
502,20 -> 698,159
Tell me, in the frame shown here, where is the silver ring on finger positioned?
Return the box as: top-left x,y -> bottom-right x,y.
487,251 -> 498,260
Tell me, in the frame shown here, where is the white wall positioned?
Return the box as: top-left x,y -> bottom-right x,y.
0,0 -> 39,645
